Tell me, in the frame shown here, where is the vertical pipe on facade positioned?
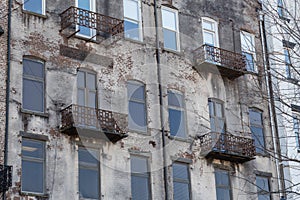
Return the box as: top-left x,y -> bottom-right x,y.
3,0 -> 12,198
153,0 -> 169,199
259,10 -> 286,199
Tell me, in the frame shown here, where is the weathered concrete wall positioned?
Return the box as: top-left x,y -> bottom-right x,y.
5,0 -> 279,199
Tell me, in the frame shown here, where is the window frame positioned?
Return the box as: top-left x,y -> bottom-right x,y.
240,31 -> 256,72
168,90 -> 187,138
161,6 -> 180,51
284,48 -> 292,79
127,80 -> 147,133
249,108 -> 266,154
21,138 -> 46,195
201,17 -> 219,47
277,0 -> 285,18
123,0 -> 143,41
23,0 -> 46,15
130,155 -> 151,200
256,175 -> 271,200
77,69 -> 98,108
78,147 -> 100,199
214,169 -> 232,200
208,98 -> 226,133
22,57 -> 45,113
293,115 -> 300,151
172,162 -> 191,200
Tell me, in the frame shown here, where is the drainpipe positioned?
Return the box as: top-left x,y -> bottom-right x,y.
3,0 -> 12,199
153,1 -> 169,200
259,11 -> 286,198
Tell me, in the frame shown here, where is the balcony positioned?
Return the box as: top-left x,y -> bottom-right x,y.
61,104 -> 127,143
198,132 -> 255,163
193,45 -> 247,79
60,6 -> 124,40
0,165 -> 12,193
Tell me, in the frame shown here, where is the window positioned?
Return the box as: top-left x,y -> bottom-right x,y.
202,18 -> 218,46
277,0 -> 285,18
76,0 -> 96,38
22,58 -> 45,113
240,31 -> 256,72
23,0 -> 45,15
256,176 -> 271,200
172,162 -> 191,200
77,70 -> 97,108
131,156 -> 151,200
293,115 -> 300,150
162,7 -> 179,51
168,91 -> 186,138
124,0 -> 142,41
78,148 -> 99,199
284,48 -> 292,78
249,109 -> 265,154
127,81 -> 147,132
21,139 -> 45,194
215,170 -> 231,200
208,99 -> 225,133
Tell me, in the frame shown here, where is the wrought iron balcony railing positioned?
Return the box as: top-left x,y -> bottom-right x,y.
0,165 -> 12,193
61,104 -> 127,143
60,6 -> 124,38
194,45 -> 247,79
198,132 -> 255,163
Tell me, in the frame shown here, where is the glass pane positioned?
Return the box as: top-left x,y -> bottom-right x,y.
210,117 -> 216,132
124,0 -> 139,20
131,156 -> 148,174
22,139 -> 44,158
203,20 -> 214,31
208,101 -> 214,115
78,148 -> 98,166
256,176 -> 271,200
216,188 -> 231,200
162,9 -> 176,30
131,176 -> 150,200
251,127 -> 265,153
77,89 -> 85,106
168,91 -> 183,108
216,119 -> 225,133
77,0 -> 92,36
249,110 -> 262,125
77,71 -> 85,88
79,168 -> 99,199
243,52 -> 255,71
173,182 -> 190,200
124,20 -> 140,40
87,73 -> 96,90
128,101 -> 147,131
23,59 -> 44,78
169,109 -> 186,137
23,79 -> 44,112
22,160 -> 44,193
216,103 -> 223,117
215,171 -> 229,186
241,33 -> 253,51
204,32 -> 214,46
23,0 -> 43,14
173,163 -> 188,179
88,92 -> 96,108
163,29 -> 177,51
128,82 -> 145,101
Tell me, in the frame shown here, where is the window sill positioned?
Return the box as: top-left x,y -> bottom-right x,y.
168,135 -> 192,143
20,108 -> 49,118
162,47 -> 183,56
124,37 -> 146,46
279,16 -> 290,22
128,128 -> 149,135
20,192 -> 49,198
22,10 -> 48,19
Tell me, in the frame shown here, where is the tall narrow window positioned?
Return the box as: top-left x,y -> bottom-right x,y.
131,156 -> 150,200
23,0 -> 45,15
172,162 -> 191,200
22,58 -> 45,113
168,91 -> 186,138
208,99 -> 225,133
76,0 -> 96,38
293,115 -> 300,150
162,7 -> 179,51
21,139 -> 45,194
202,18 -> 218,46
277,0 -> 284,18
215,170 -> 231,200
249,109 -> 265,154
127,81 -> 147,132
124,0 -> 142,41
284,48 -> 292,78
256,176 -> 271,200
77,70 -> 97,108
78,148 -> 99,199
241,31 -> 256,72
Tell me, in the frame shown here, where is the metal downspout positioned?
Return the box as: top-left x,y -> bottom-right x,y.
153,0 -> 169,199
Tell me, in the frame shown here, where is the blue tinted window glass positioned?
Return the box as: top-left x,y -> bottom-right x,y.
173,163 -> 188,179
251,127 -> 265,153
256,176 -> 271,200
131,176 -> 150,200
129,101 -> 146,131
163,29 -> 177,50
168,91 -> 183,108
125,20 -> 140,40
78,149 -> 98,166
23,79 -> 44,112
173,163 -> 190,200
79,168 -> 99,199
24,0 -> 43,14
243,52 -> 255,71
23,59 -> 44,78
22,160 -> 44,193
131,156 -> 148,174
173,182 -> 190,200
22,140 -> 44,158
128,82 -> 145,101
169,109 -> 185,137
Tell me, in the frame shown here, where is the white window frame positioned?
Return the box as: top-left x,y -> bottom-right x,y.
240,31 -> 256,72
201,17 -> 219,47
75,0 -> 96,39
161,6 -> 180,51
293,115 -> 300,150
23,0 -> 46,15
123,0 -> 143,41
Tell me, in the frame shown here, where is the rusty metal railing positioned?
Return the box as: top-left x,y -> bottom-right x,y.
198,132 -> 256,158
61,104 -> 127,135
60,6 -> 124,36
194,45 -> 247,72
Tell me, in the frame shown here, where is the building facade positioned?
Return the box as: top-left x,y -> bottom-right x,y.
2,0 -> 282,199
